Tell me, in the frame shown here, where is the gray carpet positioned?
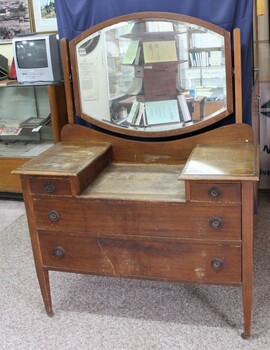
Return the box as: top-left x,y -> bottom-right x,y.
1,191 -> 270,350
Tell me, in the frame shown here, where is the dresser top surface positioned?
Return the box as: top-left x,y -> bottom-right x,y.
180,143 -> 259,181
13,141 -> 258,182
81,163 -> 185,201
12,142 -> 111,176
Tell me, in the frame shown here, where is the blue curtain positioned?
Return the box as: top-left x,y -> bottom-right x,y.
55,0 -> 253,125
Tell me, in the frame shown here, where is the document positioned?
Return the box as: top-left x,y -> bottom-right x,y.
78,56 -> 99,101
145,100 -> 180,125
143,41 -> 178,63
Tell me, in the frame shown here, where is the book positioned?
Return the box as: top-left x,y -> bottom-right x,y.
133,102 -> 145,126
127,101 -> 140,124
0,127 -> 21,135
19,115 -> 51,128
122,40 -> 140,64
116,101 -> 145,127
177,95 -> 192,122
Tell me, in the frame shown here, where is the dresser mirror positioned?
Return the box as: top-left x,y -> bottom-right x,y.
70,13 -> 233,137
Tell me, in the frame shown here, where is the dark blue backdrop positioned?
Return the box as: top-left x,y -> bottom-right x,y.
55,0 -> 253,125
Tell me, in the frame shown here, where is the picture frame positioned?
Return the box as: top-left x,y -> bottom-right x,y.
0,0 -> 31,43
29,0 -> 58,33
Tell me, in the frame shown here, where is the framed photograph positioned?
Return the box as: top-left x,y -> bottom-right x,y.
30,0 -> 58,33
0,0 -> 31,43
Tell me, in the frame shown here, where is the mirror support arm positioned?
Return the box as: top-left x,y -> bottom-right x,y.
233,28 -> 243,124
61,37 -> 76,125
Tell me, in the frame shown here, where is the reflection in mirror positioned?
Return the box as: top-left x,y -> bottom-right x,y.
75,18 -> 230,133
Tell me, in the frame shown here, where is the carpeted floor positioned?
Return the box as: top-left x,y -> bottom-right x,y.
0,191 -> 270,350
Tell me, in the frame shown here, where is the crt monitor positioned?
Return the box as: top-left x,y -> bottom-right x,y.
13,33 -> 63,83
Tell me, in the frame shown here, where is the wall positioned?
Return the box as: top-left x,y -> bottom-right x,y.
256,1 -> 270,188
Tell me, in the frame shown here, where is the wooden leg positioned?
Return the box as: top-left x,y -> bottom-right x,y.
36,267 -> 53,316
241,181 -> 254,338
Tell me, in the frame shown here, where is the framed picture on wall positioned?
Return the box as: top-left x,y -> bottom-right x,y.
29,0 -> 58,33
0,0 -> 31,43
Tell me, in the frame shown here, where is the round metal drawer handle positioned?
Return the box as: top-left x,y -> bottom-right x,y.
208,187 -> 221,199
211,258 -> 223,270
54,246 -> 65,258
43,182 -> 56,193
48,210 -> 60,222
209,216 -> 223,229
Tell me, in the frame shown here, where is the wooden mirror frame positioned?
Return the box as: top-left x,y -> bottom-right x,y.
64,12 -> 234,138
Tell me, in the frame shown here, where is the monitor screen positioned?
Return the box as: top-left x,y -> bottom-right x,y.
15,39 -> 48,69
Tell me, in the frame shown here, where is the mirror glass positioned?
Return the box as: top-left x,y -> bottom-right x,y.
75,17 -> 232,135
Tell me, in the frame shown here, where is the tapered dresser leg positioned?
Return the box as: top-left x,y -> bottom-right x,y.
241,181 -> 254,339
241,285 -> 252,339
36,267 -> 53,316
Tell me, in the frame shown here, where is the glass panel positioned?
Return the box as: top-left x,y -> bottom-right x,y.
0,85 -> 52,142
75,18 -> 230,133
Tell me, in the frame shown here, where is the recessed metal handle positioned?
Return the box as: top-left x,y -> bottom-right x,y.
208,187 -> 221,199
54,246 -> 65,258
43,182 -> 55,193
211,258 -> 223,270
48,210 -> 60,222
209,216 -> 223,229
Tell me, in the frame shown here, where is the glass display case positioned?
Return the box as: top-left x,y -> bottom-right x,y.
0,84 -> 52,144
0,81 -> 67,194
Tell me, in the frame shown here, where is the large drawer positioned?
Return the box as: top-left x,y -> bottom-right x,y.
33,198 -> 241,240
39,232 -> 242,285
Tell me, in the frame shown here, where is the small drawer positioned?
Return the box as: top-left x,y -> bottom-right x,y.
188,182 -> 241,203
29,176 -> 72,196
39,232 -> 242,284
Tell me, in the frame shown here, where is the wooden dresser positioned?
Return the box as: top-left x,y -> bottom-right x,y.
13,12 -> 259,338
